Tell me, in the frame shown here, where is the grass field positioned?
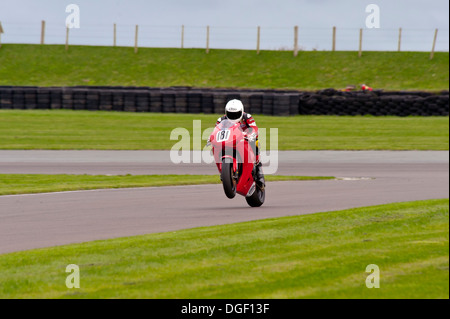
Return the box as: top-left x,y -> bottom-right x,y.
0,174 -> 334,196
0,110 -> 448,150
0,199 -> 447,299
1,44 -> 448,300
0,44 -> 448,91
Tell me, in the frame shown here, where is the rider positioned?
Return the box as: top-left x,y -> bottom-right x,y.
215,99 -> 265,188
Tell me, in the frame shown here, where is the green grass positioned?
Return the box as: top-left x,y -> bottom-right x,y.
0,110 -> 448,150
0,199 -> 447,299
0,44 -> 448,90
0,174 -> 334,196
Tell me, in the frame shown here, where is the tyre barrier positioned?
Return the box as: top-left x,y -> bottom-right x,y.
0,86 -> 448,116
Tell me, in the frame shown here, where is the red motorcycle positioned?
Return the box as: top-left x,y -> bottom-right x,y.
209,119 -> 265,207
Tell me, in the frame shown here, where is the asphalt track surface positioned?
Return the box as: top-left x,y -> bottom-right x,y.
0,151 -> 448,254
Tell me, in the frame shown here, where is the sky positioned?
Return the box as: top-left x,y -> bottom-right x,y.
0,0 -> 448,51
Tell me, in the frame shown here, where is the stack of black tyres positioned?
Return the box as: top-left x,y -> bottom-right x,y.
50,88 -> 62,109
249,93 -> 263,115
201,91 -> 214,114
72,88 -> 87,110
135,90 -> 149,112
149,89 -> 162,113
0,86 -> 448,116
99,89 -> 113,111
112,90 -> 124,111
86,90 -> 99,111
62,87 -> 73,110
187,90 -> 202,114
12,87 -> 25,109
161,89 -> 175,113
288,93 -> 300,115
123,90 -> 136,112
23,87 -> 37,110
262,93 -> 274,115
175,89 -> 188,113
273,94 -> 291,116
0,87 -> 12,109
37,88 -> 50,109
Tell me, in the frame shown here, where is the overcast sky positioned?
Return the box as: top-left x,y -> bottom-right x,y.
1,0 -> 448,51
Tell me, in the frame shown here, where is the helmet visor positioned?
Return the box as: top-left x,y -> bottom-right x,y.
226,110 -> 243,121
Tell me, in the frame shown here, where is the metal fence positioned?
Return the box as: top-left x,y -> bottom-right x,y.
0,21 -> 448,53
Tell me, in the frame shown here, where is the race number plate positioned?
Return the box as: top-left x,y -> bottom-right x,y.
216,129 -> 231,142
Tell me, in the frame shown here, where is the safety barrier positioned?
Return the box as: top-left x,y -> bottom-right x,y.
0,86 -> 448,116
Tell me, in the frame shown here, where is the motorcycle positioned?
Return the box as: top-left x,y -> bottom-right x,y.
208,119 -> 265,207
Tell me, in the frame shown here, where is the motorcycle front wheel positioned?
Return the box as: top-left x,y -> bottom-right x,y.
221,158 -> 236,199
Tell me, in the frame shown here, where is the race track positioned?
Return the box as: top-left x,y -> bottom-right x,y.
0,151 -> 448,254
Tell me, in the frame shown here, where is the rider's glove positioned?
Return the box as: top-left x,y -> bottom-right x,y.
245,132 -> 257,143
206,137 -> 211,147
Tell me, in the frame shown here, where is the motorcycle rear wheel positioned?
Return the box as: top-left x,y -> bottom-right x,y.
221,159 -> 236,199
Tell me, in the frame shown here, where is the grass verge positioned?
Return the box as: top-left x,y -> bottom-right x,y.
0,199 -> 447,298
0,110 -> 448,150
0,44 -> 448,90
0,174 -> 334,196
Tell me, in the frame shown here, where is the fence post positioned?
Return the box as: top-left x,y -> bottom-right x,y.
134,25 -> 139,53
256,26 -> 261,55
206,25 -> 210,54
358,28 -> 363,57
430,28 -> 438,60
65,25 -> 69,51
113,23 -> 117,47
181,25 -> 184,49
293,26 -> 299,57
332,26 -> 336,51
0,22 -> 3,49
41,20 -> 46,44
397,27 -> 402,52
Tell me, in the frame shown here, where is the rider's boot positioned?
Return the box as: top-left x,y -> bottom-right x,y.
254,162 -> 265,189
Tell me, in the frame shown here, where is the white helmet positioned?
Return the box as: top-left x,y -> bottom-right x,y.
225,99 -> 244,123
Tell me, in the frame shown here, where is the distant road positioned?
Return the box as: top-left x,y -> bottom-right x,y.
0,150 -> 448,176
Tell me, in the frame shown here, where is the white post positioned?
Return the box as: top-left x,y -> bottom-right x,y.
181,25 -> 184,49
430,28 -> 438,60
134,25 -> 139,54
65,25 -> 69,51
256,26 -> 261,55
113,23 -> 117,47
206,25 -> 210,54
358,28 -> 363,57
397,27 -> 402,52
294,26 -> 299,57
41,20 -> 46,44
